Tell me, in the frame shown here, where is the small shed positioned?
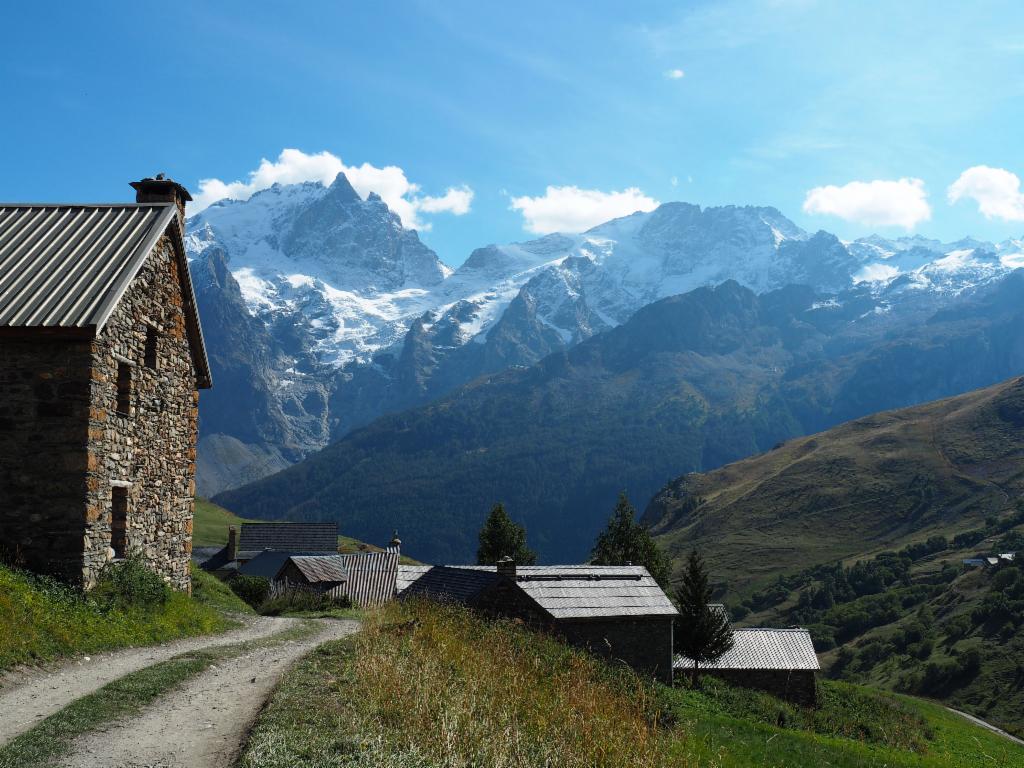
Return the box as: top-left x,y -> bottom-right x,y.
274,555 -> 349,602
675,628 -> 820,706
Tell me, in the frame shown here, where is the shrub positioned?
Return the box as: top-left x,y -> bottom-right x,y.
91,558 -> 170,612
229,575 -> 271,609
258,588 -> 351,616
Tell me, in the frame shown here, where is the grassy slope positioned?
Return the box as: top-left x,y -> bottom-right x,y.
646,376 -> 1024,735
645,376 -> 1024,595
0,564 -> 246,671
239,600 -> 1023,768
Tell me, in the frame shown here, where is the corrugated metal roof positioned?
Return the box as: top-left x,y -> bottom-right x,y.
238,523 -> 338,554
0,203 -> 211,387
289,555 -> 349,583
675,628 -> 820,671
337,551 -> 400,608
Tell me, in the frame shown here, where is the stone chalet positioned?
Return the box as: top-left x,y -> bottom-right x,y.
398,559 -> 679,682
0,176 -> 211,590
675,626 -> 820,706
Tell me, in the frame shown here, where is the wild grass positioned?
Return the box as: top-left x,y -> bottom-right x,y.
242,599 -> 672,768
0,562 -> 233,671
241,600 -> 1024,768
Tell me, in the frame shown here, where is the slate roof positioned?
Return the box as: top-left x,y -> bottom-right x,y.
289,555 -> 349,583
0,203 -> 211,387
337,551 -> 400,608
399,564 -> 677,620
396,564 -> 434,594
675,628 -> 820,671
237,550 -> 326,580
400,565 -> 498,603
236,523 -> 338,560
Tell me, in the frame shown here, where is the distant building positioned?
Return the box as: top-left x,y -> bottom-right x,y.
199,522 -> 339,577
398,559 -> 678,682
0,176 -> 211,590
675,627 -> 820,706
962,558 -> 987,569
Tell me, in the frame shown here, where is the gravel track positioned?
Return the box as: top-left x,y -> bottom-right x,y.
58,618 -> 357,768
0,615 -> 291,744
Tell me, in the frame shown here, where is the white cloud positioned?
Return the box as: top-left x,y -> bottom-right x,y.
670,176 -> 679,187
802,177 -> 931,230
188,148 -> 473,230
510,186 -> 660,234
664,68 -> 685,79
947,165 -> 1024,222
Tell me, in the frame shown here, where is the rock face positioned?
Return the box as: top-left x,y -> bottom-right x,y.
0,224 -> 202,590
188,174 -> 1024,494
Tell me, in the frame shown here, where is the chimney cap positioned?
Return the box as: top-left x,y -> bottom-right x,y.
130,174 -> 193,203
496,555 -> 516,578
389,530 -> 402,548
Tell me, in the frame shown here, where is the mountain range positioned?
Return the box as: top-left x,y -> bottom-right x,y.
187,173 -> 1024,497
213,270 -> 1024,563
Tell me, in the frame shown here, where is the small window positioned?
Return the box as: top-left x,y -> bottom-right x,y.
116,363 -> 131,415
111,487 -> 129,559
144,326 -> 159,370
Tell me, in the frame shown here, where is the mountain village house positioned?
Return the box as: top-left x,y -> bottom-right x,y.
397,559 -> 679,682
0,176 -> 211,590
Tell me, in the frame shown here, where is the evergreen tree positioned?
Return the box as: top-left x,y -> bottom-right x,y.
675,550 -> 734,683
476,503 -> 537,565
590,491 -> 672,589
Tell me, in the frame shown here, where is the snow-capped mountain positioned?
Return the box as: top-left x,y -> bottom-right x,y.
186,172 -> 1024,495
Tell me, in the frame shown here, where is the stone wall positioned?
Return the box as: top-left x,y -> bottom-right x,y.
700,669 -> 818,707
84,233 -> 199,590
557,617 -> 676,683
0,337 -> 93,581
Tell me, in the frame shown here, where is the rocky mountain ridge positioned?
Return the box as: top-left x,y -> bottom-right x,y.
188,173 -> 1024,494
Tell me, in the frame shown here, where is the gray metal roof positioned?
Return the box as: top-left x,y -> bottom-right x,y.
288,555 -> 349,583
405,564 -> 678,620
675,628 -> 820,671
396,564 -> 434,594
0,203 -> 211,387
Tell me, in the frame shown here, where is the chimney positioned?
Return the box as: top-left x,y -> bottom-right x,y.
226,525 -> 238,562
130,173 -> 192,223
497,556 -> 516,579
389,530 -> 402,553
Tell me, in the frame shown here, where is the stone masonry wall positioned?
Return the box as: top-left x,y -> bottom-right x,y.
84,234 -> 199,591
557,617 -> 676,683
0,338 -> 93,581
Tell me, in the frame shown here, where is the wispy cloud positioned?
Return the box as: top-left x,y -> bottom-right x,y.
664,68 -> 685,79
803,177 -> 931,230
510,185 -> 659,234
189,148 -> 473,230
947,165 -> 1024,222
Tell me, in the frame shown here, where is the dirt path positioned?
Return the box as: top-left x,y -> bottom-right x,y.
0,614 -> 291,744
60,619 -> 357,768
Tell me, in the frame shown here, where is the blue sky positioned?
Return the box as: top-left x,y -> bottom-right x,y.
3,0 -> 1024,264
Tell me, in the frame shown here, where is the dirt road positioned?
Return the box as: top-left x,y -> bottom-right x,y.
0,615 -> 291,745
59,619 -> 357,768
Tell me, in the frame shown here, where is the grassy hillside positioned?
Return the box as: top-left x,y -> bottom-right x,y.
239,600 -> 1024,767
645,376 -> 1024,735
0,562 -> 241,671
645,376 -> 1024,595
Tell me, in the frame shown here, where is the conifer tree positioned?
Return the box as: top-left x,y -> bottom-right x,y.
590,491 -> 672,589
476,503 -> 537,565
675,550 -> 734,683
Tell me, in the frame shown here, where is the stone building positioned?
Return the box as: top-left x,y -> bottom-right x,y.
675,627 -> 820,706
398,560 -> 678,682
0,176 -> 212,590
